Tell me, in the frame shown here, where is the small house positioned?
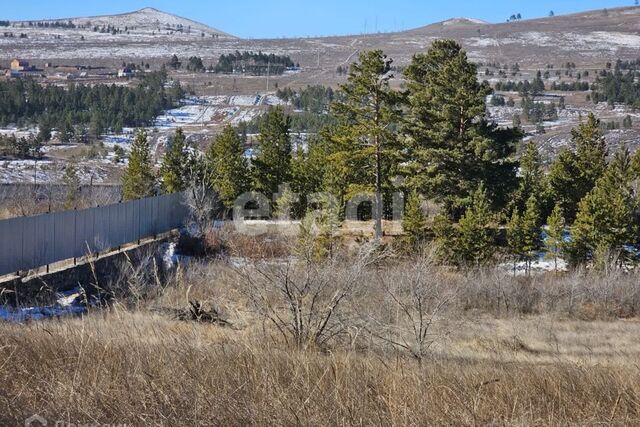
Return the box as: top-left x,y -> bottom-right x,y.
118,68 -> 134,78
10,59 -> 33,72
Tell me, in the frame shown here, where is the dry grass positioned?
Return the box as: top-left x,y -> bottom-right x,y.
3,252 -> 640,425
1,311 -> 639,426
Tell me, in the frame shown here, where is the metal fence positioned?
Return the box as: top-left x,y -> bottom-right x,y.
0,192 -> 188,277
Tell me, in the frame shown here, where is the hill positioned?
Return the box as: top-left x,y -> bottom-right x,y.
3,5 -> 640,71
10,7 -> 235,38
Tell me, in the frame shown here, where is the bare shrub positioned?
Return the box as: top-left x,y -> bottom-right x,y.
235,243 -> 383,349
365,251 -> 459,362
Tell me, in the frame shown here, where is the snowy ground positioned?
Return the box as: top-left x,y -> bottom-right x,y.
0,287 -> 88,322
154,94 -> 284,129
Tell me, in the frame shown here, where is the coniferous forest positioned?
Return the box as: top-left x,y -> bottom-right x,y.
131,40 -> 640,270
0,71 -> 184,132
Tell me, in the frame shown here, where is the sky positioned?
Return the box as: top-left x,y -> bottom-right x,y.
3,0 -> 637,38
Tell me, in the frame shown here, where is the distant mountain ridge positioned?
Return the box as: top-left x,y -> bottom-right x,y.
11,7 -> 236,38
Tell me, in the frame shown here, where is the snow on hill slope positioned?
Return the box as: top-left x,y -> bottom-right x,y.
13,7 -> 235,38
441,17 -> 489,26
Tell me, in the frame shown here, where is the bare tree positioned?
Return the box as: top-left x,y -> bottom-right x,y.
366,250 -> 458,363
183,156 -> 220,237
236,242 -> 383,350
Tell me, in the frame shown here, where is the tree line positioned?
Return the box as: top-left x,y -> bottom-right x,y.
0,72 -> 184,142
121,40 -> 640,269
213,51 -> 297,75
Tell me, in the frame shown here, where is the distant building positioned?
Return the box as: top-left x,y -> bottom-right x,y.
10,59 -> 33,72
118,68 -> 134,78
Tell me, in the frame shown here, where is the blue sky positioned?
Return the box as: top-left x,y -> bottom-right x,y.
3,0 -> 636,38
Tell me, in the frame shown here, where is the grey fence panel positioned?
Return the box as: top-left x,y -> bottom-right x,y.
0,216 -> 24,275
53,210 -> 77,262
0,193 -> 187,277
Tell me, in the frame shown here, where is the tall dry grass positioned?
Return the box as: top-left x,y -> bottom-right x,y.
2,247 -> 640,425
1,311 -> 639,426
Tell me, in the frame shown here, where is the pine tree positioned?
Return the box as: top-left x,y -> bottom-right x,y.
63,163 -> 81,210
507,194 -> 542,274
160,128 -> 190,194
544,204 -> 566,272
574,113 -> 607,192
512,142 -> 547,216
113,145 -> 125,164
455,187 -> 495,266
435,187 -> 495,266
252,107 -> 292,201
512,114 -> 522,128
326,49 -> 401,240
402,191 -> 428,250
568,147 -> 636,267
402,39 -> 519,217
522,194 -> 543,268
507,208 -> 525,274
122,129 -> 156,201
548,113 -> 607,223
37,116 -> 52,142
206,125 -> 250,212
297,194 -> 342,261
290,135 -> 328,217
58,119 -> 74,143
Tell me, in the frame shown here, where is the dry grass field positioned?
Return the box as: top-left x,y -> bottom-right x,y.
2,248 -> 640,426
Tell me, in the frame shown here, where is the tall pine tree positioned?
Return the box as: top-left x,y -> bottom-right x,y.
326,50 -> 402,240
402,39 -> 519,217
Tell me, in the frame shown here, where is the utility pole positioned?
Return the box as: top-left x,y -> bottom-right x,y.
266,59 -> 270,92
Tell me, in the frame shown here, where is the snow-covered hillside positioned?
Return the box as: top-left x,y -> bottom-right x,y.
11,7 -> 234,38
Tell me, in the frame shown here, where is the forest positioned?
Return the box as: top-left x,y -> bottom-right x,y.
118,40 -> 640,272
213,51 -> 296,75
0,71 -> 184,139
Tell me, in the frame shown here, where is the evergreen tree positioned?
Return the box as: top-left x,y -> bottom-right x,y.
62,163 -> 81,210
58,119 -> 74,143
160,128 -> 189,193
37,116 -> 52,142
507,194 -> 542,274
113,145 -> 126,164
206,125 -> 250,212
544,204 -> 566,272
512,114 -> 521,128
574,113 -> 607,191
290,135 -> 329,217
568,147 -> 636,267
455,187 -> 496,266
402,191 -> 428,250
252,107 -> 292,201
435,187 -> 495,266
507,208 -> 525,273
512,142 -> 547,216
122,130 -> 156,201
402,39 -> 519,217
548,113 -> 607,223
297,194 -> 342,261
326,50 -> 402,240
